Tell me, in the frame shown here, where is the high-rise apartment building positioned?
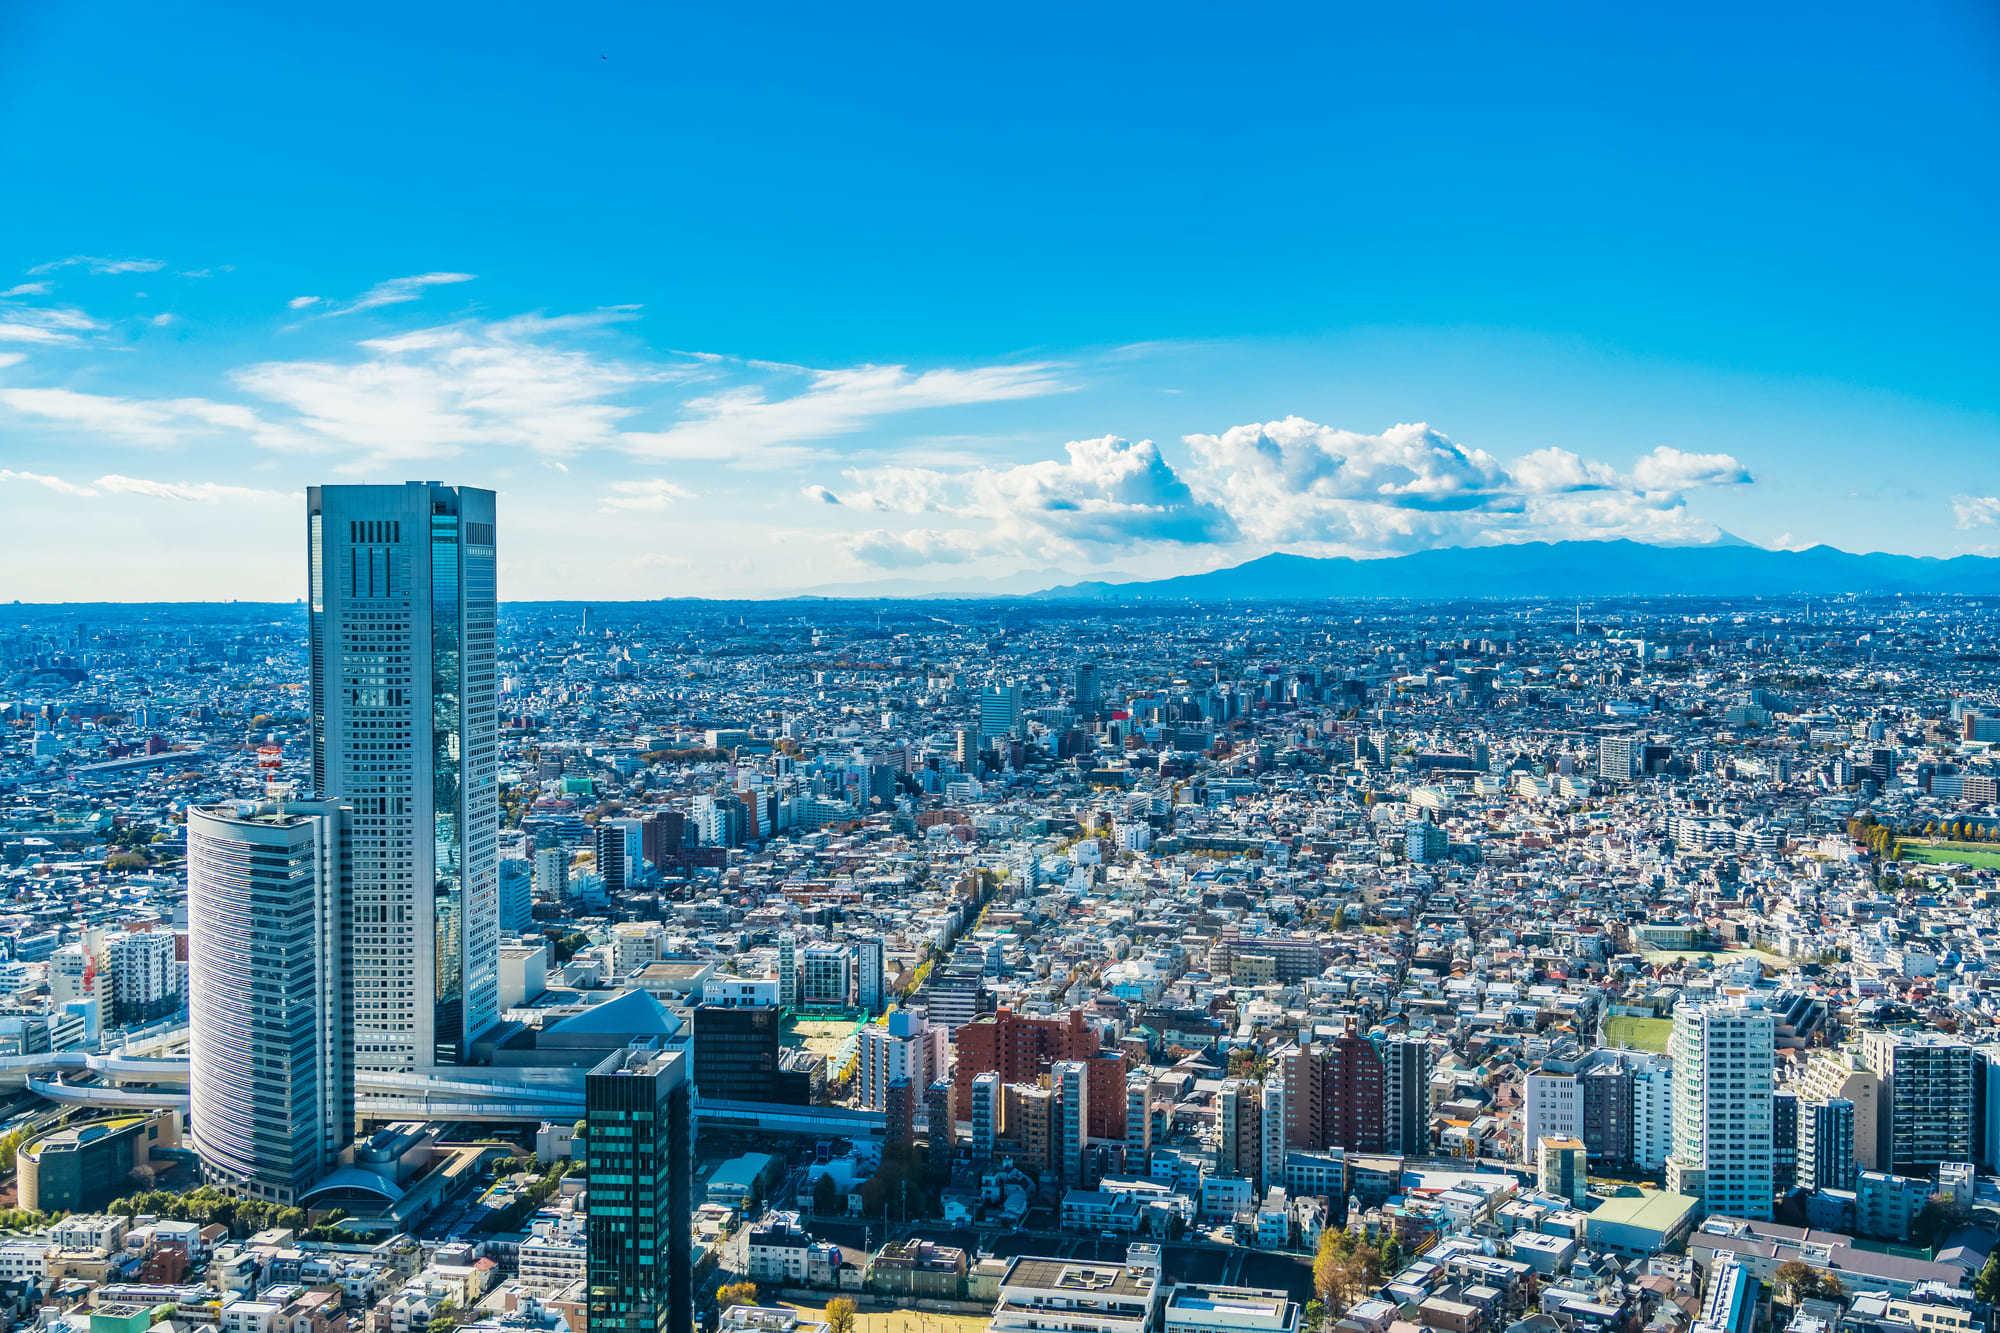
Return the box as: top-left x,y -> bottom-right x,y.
1055,1060 -> 1089,1187
106,929 -> 180,1026
856,935 -> 885,1014
1799,1051 -> 1881,1171
498,856 -> 533,933
187,799 -> 354,1205
857,1010 -> 946,1112
1667,997 -> 1775,1219
1380,1036 -> 1431,1156
971,1070 -> 1001,1164
1216,1078 -> 1262,1187
777,931 -> 798,1009
953,1008 -> 1125,1140
1259,1076 -> 1287,1196
1598,734 -> 1637,782
585,1044 -> 692,1333
595,819 -> 639,897
1798,1097 -> 1856,1191
307,483 -> 499,1070
1861,1032 -> 1975,1176
1321,1025 -> 1386,1153
534,846 -> 569,903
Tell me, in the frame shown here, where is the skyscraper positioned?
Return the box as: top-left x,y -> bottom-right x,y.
586,1043 -> 692,1333
1072,662 -> 1102,713
187,798 -> 353,1205
1667,996 -> 1775,1219
307,483 -> 499,1070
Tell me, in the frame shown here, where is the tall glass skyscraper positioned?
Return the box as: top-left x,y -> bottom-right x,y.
586,1043 -> 692,1333
308,483 -> 500,1071
187,798 -> 354,1205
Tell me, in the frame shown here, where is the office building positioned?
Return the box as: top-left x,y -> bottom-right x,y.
856,935 -> 885,1014
1073,662 -> 1102,712
979,681 -> 1023,740
187,799 -> 353,1205
690,1005 -> 781,1104
585,1044 -> 692,1333
1666,996 -> 1774,1219
307,482 -> 500,1070
498,857 -> 533,933
1861,1032 -> 1975,1177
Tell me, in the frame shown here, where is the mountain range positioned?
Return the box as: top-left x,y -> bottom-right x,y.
1027,539 -> 2000,601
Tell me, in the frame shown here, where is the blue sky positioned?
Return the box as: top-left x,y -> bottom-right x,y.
3,2 -> 1999,599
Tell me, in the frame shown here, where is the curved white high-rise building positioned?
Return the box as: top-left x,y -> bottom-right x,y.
187,799 -> 352,1205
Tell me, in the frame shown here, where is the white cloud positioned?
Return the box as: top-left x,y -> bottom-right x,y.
233,314 -> 661,462
0,282 -> 50,298
93,475 -> 289,503
838,465 -> 952,513
0,387 -> 276,448
0,353 -> 23,369
150,313 -> 176,327
1509,446 -> 1621,494
1631,445 -> 1752,491
27,256 -> 165,276
620,361 -> 1069,462
289,296 -> 320,309
0,468 -> 97,497
844,527 -> 989,568
802,484 -> 840,505
598,478 -> 696,511
316,272 -> 476,317
1953,495 -> 2000,530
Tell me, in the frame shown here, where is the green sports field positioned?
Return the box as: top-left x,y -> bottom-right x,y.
1896,841 -> 2000,870
1603,1015 -> 1673,1052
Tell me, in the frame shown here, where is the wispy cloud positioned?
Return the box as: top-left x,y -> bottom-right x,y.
94,475 -> 289,503
620,361 -> 1071,462
0,468 -> 98,497
233,312 -> 668,463
27,256 -> 166,276
0,387 -> 277,449
598,478 -> 696,511
311,272 -> 476,318
0,283 -> 50,299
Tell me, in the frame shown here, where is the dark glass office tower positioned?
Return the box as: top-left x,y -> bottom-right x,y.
306,483 -> 499,1071
586,1044 -> 692,1333
691,1004 -> 781,1103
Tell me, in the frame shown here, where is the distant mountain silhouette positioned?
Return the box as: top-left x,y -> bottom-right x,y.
1029,540 -> 2000,601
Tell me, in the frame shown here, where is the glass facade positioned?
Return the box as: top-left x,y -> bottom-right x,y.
431,511 -> 464,1064
586,1047 -> 693,1333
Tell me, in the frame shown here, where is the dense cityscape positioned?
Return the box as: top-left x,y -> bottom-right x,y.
2,486 -> 2000,1333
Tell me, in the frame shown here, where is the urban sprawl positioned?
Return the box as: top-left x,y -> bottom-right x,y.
5,484 -> 2000,1333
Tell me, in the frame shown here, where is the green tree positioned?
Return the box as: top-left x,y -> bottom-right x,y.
1970,1253 -> 2000,1306
716,1282 -> 759,1311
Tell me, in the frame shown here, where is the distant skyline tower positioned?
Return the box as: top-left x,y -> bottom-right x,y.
187,799 -> 354,1205
308,482 -> 500,1071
